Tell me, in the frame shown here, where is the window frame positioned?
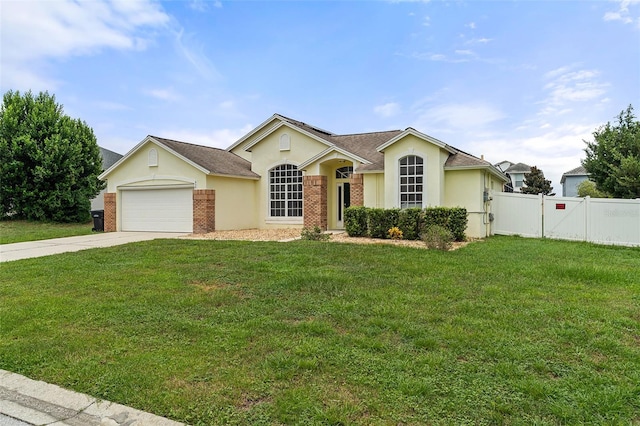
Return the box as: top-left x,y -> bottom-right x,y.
268,163 -> 303,220
398,155 -> 424,209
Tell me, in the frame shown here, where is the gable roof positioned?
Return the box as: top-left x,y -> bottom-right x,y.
560,165 -> 588,184
100,136 -> 259,180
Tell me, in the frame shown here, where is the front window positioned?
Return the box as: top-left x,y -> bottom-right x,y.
399,155 -> 423,208
269,164 -> 303,217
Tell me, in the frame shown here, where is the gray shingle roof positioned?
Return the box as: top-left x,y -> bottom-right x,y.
150,136 -> 259,179
99,146 -> 123,170
560,165 -> 588,184
562,165 -> 588,176
504,162 -> 531,173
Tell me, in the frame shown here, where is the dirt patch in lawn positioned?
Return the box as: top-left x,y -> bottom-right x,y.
186,229 -> 471,250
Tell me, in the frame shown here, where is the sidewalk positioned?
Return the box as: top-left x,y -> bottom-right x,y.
0,370 -> 185,426
0,232 -> 188,263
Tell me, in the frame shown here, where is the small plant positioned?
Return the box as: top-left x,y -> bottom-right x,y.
387,227 -> 403,240
300,226 -> 330,241
421,224 -> 454,251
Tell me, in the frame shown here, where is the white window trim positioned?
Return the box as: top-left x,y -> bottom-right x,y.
267,163 -> 303,220
395,150 -> 427,209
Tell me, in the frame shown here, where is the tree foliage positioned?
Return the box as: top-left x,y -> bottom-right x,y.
520,166 -> 555,195
583,105 -> 640,199
0,90 -> 104,222
576,180 -> 609,198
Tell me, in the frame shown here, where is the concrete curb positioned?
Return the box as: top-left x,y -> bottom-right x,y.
0,370 -> 185,426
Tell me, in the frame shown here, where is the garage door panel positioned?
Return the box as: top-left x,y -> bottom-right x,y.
121,188 -> 193,232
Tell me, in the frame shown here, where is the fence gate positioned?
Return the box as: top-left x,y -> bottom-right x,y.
491,192 -> 543,238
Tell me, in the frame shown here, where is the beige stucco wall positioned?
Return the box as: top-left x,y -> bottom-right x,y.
443,169 -> 506,238
102,141 -> 207,231
380,135 -> 449,208
243,126 -> 329,228
207,175 -> 257,230
103,141 -> 207,192
444,169 -> 486,238
363,173 -> 384,208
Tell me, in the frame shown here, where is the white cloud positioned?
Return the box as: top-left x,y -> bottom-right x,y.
144,88 -> 181,102
374,102 -> 401,118
416,102 -> 505,131
0,0 -> 170,91
158,125 -> 255,149
466,22 -> 476,29
465,37 -> 492,45
173,29 -> 221,81
539,67 -> 609,116
423,16 -> 431,26
603,0 -> 640,28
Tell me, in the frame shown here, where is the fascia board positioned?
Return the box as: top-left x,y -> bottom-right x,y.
298,146 -> 371,170
444,164 -> 510,182
225,113 -> 280,152
376,128 -> 454,153
99,136 -> 155,179
209,173 -> 260,180
148,137 -> 212,175
244,121 -> 334,152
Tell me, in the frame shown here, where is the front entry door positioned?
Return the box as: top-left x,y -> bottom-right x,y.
336,182 -> 351,229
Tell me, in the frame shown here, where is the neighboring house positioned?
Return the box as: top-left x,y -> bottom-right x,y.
495,161 -> 531,193
560,165 -> 589,197
91,147 -> 123,211
99,114 -> 509,238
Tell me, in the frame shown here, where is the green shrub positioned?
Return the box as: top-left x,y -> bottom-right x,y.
397,208 -> 423,240
424,207 -> 467,241
300,226 -> 330,241
368,208 -> 399,239
421,225 -> 454,251
344,206 -> 369,237
448,208 -> 468,241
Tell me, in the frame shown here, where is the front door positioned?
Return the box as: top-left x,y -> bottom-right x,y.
336,182 -> 351,229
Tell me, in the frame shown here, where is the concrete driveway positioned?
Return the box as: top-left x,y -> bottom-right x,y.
0,232 -> 188,263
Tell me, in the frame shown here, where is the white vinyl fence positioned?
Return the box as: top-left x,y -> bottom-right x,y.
491,192 -> 640,247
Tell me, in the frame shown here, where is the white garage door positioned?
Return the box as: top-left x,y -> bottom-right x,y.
121,187 -> 193,232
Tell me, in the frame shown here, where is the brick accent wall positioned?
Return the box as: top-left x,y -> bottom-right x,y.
303,175 -> 327,230
104,192 -> 117,232
349,173 -> 364,206
193,189 -> 215,234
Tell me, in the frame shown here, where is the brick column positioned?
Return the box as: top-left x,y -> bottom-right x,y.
349,173 -> 364,206
303,175 -> 327,230
104,192 -> 116,232
193,189 -> 215,234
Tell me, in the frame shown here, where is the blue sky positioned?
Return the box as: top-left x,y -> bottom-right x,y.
2,0 -> 639,191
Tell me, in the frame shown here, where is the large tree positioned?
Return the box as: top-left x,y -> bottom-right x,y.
583,105 -> 640,199
521,166 -> 555,195
0,90 -> 104,222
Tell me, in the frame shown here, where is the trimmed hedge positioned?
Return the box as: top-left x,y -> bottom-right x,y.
344,206 -> 368,237
344,206 -> 468,241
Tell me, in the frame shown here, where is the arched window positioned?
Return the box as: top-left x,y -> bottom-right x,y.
269,164 -> 302,217
335,166 -> 353,179
399,155 -> 423,208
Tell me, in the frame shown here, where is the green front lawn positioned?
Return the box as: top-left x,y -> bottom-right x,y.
0,219 -> 93,244
0,236 -> 638,425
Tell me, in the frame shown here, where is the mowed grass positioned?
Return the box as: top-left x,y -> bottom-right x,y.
0,236 -> 638,425
0,219 -> 93,244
